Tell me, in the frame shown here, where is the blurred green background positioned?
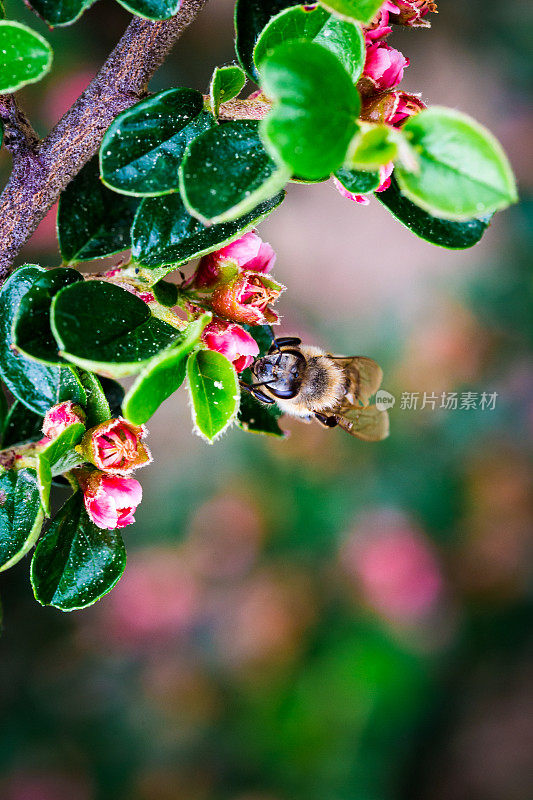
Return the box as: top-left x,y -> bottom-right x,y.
1,1 -> 532,799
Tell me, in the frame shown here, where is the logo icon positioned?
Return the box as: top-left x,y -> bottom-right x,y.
376,390 -> 396,411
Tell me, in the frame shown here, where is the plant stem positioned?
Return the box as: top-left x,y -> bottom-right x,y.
0,0 -> 210,284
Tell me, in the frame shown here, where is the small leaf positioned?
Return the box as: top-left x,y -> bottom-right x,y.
58,157 -> 139,263
26,0 -> 94,26
30,491 -> 127,611
152,279 -> 179,307
210,64 -> 246,117
0,468 -> 44,572
123,314 -> 211,425
13,267 -> 83,365
234,0 -> 295,82
237,391 -> 285,437
37,422 -> 85,515
395,107 -> 518,221
346,123 -> 399,170
0,21 -> 52,92
131,190 -> 284,270
100,89 -> 214,197
79,371 -> 112,426
254,4 -> 365,85
179,119 -> 290,225
2,401 -> 43,448
259,40 -> 360,180
0,266 -> 86,416
319,0 -> 383,24
377,176 -> 493,249
334,166 -> 380,194
115,0 -> 181,21
51,281 -> 181,378
187,350 -> 240,442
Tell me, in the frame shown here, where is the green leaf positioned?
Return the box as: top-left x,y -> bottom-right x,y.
0,267 -> 86,416
346,123 -> 399,170
0,21 -> 52,92
13,267 -> 83,366
395,107 -> 518,221
37,422 -> 85,515
259,40 -> 360,180
334,166 -> 380,194
123,313 -> 210,425
186,349 -> 240,443
30,491 -> 127,611
378,176 -> 493,249
79,371 -> 112,425
152,279 -> 179,307
0,1 -> 5,19
234,0 -> 295,82
58,157 -> 139,263
100,89 -> 214,197
2,401 -> 43,448
115,0 -> 181,21
51,280 -> 180,378
237,390 -> 285,437
26,0 -> 94,26
0,385 -> 7,444
179,119 -> 290,225
131,190 -> 284,270
319,0 -> 383,24
254,4 -> 365,85
0,468 -> 44,572
210,64 -> 246,117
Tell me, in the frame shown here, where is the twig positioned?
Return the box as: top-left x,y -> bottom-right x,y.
0,0 -> 209,283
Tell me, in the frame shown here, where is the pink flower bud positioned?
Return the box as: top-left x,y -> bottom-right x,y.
376,161 -> 394,193
333,177 -> 371,205
361,90 -> 425,127
42,401 -> 86,440
363,42 -> 409,92
77,418 -> 152,475
364,1 -> 400,42
202,319 -> 260,373
389,0 -> 437,28
210,271 -> 284,326
77,470 -> 142,530
192,231 -> 276,290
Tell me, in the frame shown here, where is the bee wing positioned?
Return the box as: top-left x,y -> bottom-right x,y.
329,356 -> 384,408
336,404 -> 389,442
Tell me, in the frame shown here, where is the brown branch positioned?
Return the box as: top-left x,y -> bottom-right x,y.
0,0 -> 209,283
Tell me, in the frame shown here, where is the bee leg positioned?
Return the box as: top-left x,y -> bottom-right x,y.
314,412 -> 338,428
269,336 -> 302,353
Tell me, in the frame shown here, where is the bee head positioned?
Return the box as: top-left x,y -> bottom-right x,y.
253,349 -> 306,399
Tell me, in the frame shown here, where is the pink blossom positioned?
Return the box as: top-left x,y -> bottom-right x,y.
376,161 -> 394,193
390,0 -> 437,27
333,177 -> 370,206
361,89 -> 425,127
202,319 -> 259,372
193,231 -> 276,289
363,42 -> 409,91
42,401 -> 86,440
78,418 -> 152,475
210,271 -> 284,325
79,471 -> 142,530
364,1 -> 400,42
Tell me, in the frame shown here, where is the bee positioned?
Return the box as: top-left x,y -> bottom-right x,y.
243,336 -> 389,441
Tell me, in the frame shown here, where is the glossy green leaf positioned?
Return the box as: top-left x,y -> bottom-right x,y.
210,65 -> 246,117
100,89 -> 214,197
37,422 -> 85,515
396,107 -> 518,221
346,123 -> 398,169
2,402 -> 43,448
58,157 -> 139,263
180,120 -> 290,225
115,0 -> 181,21
131,190 -> 284,271
123,314 -> 210,425
378,176 -> 493,249
0,21 -> 52,92
319,0 -> 382,23
79,371 -> 112,425
13,267 -> 83,365
26,0 -> 94,26
0,468 -> 44,572
234,0 -> 295,81
237,390 -> 285,437
259,40 -> 360,180
187,349 -> 240,443
254,4 -> 365,85
31,491 -> 127,611
152,280 -> 179,307
334,166 -> 380,194
51,281 -> 181,378
0,267 -> 86,416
